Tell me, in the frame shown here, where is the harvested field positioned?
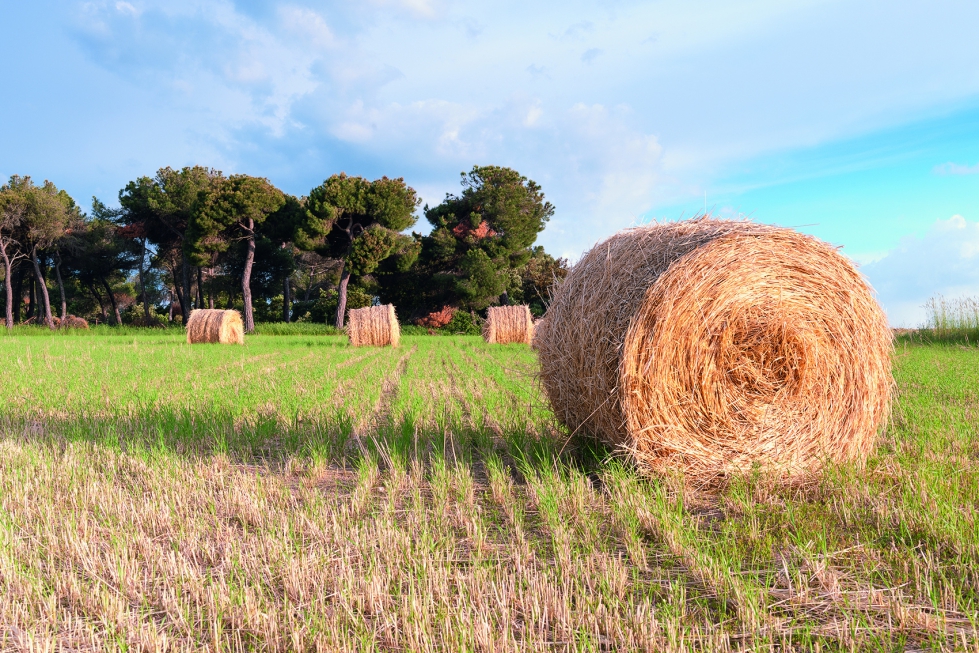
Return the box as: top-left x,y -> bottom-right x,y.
0,329 -> 975,650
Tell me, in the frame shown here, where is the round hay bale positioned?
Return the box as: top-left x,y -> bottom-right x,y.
535,218 -> 892,482
186,309 -> 244,344
348,304 -> 400,347
60,315 -> 89,330
483,305 -> 534,344
531,317 -> 546,349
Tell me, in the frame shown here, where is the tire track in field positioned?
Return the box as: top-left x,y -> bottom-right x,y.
453,346 -> 524,440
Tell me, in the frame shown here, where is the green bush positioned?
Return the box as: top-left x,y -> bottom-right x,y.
442,310 -> 481,335
400,324 -> 435,336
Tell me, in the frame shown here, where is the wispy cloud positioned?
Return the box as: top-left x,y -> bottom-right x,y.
862,215 -> 979,326
525,64 -> 548,79
114,1 -> 137,16
363,0 -> 441,19
553,20 -> 594,41
4,0 -> 978,265
934,161 -> 979,175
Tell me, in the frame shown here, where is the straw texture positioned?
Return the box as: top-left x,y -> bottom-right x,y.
483,305 -> 534,345
534,218 -> 892,482
348,304 -> 400,347
186,309 -> 244,345
60,315 -> 89,329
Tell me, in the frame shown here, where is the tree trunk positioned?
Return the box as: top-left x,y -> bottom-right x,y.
13,265 -> 22,323
335,264 -> 350,329
26,273 -> 34,320
171,269 -> 184,318
242,221 -> 256,333
0,243 -> 13,330
169,290 -> 175,322
226,289 -> 235,310
100,276 -> 122,325
87,281 -> 107,324
180,253 -> 191,322
197,267 -> 204,310
31,250 -> 54,329
283,276 -> 291,323
54,252 -> 67,321
139,238 -> 151,323
500,291 -> 510,306
335,219 -> 357,330
208,288 -> 214,309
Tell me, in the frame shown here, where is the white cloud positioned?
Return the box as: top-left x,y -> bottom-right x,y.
862,215 -> 979,327
73,0 -> 338,135
563,103 -> 664,222
46,0 -> 979,261
523,100 -> 543,127
279,6 -> 337,50
934,162 -> 979,175
363,0 -> 440,19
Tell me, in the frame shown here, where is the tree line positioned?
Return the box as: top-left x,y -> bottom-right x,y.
0,165 -> 568,332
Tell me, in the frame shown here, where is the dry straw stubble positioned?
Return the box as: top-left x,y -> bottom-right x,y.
348,304 -> 400,347
534,218 -> 892,483
186,309 -> 245,345
483,305 -> 534,344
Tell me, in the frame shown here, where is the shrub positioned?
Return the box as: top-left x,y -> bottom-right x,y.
400,325 -> 434,336
442,309 -> 481,335
416,306 -> 456,328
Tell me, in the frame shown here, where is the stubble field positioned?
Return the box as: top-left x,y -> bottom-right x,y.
0,330 -> 976,651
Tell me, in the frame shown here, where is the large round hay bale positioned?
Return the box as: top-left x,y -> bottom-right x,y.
348,304 -> 400,347
483,305 -> 534,344
186,309 -> 244,344
534,219 -> 892,482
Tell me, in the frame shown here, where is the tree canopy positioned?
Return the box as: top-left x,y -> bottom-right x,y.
0,164 -> 563,331
186,174 -> 288,332
307,173 -> 420,328
379,165 -> 555,317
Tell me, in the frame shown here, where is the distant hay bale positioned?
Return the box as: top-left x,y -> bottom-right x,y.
531,317 -> 546,349
348,304 -> 400,347
483,305 -> 534,344
60,315 -> 89,330
534,218 -> 893,483
186,309 -> 244,345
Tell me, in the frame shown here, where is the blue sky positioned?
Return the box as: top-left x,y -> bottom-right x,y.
2,0 -> 978,325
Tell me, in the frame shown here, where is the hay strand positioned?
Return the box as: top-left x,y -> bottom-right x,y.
534,218 -> 892,483
348,304 -> 400,347
186,309 -> 244,345
483,305 -> 534,344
